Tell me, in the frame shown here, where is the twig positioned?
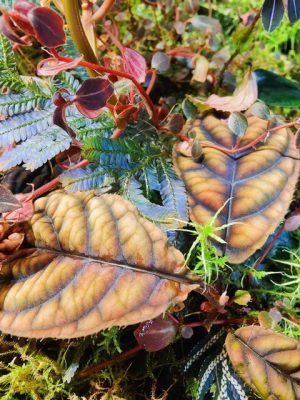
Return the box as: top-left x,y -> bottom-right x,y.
76,344 -> 143,378
92,0 -> 116,22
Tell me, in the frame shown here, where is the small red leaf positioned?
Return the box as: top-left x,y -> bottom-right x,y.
134,315 -> 177,352
75,78 -> 114,118
11,0 -> 37,35
53,105 -> 76,139
284,214 -> 300,231
122,47 -> 147,83
28,6 -> 66,48
0,12 -> 27,45
37,56 -> 83,76
166,113 -> 185,134
13,0 -> 36,16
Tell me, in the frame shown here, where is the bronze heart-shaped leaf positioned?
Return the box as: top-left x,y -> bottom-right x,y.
173,114 -> 299,263
0,191 -> 199,338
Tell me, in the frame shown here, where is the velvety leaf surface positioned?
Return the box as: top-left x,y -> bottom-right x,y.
0,191 -> 198,338
262,0 -> 285,32
226,326 -> 300,399
173,114 -> 299,263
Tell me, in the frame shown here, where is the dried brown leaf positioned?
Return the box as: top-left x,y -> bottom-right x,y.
206,70 -> 258,112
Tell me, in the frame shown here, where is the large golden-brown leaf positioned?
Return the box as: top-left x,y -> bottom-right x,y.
0,191 -> 199,339
226,326 -> 300,400
173,114 -> 299,263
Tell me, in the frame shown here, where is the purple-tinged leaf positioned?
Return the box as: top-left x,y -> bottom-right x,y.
0,12 -> 27,45
75,78 -> 114,118
0,184 -> 21,213
53,106 -> 76,139
122,47 -> 147,83
10,10 -> 35,35
262,0 -> 284,32
11,0 -> 37,35
166,113 -> 185,134
52,89 -> 73,107
134,315 -> 177,352
151,52 -> 171,72
37,56 -> 83,76
284,215 -> 300,231
288,0 -> 300,23
13,0 -> 36,16
28,6 -> 66,48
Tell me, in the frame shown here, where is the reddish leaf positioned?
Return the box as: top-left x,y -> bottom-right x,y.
53,105 -> 76,139
122,47 -> 147,83
75,78 -> 114,118
284,214 -> 300,231
10,11 -> 35,35
13,0 -> 36,15
11,0 -> 37,35
37,56 -> 83,77
134,315 -> 177,352
0,11 -> 27,45
28,6 -> 66,48
166,113 -> 185,134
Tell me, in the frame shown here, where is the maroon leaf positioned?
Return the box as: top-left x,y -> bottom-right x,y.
10,10 -> 35,35
75,78 -> 114,118
11,0 -> 37,35
37,56 -> 83,76
53,106 -> 76,139
28,6 -> 66,48
0,12 -> 27,45
134,315 -> 177,352
166,113 -> 185,134
122,47 -> 147,83
13,0 -> 36,16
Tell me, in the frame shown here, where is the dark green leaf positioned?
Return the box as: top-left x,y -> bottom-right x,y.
262,0 -> 284,32
288,0 -> 300,23
255,69 -> 300,107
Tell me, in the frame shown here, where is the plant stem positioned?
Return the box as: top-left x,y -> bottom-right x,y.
76,344 -> 144,378
61,0 -> 98,76
53,51 -> 160,126
92,0 -> 116,22
27,159 -> 90,201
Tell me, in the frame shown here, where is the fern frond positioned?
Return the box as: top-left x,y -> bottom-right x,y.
0,109 -> 54,146
157,159 -> 188,222
72,115 -> 115,141
0,34 -> 26,91
0,92 -> 51,117
53,72 -> 81,94
83,137 -> 141,170
0,128 -> 71,171
60,165 -> 108,192
123,178 -> 176,229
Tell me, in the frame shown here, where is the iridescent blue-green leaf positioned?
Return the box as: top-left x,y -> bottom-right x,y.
255,69 -> 300,107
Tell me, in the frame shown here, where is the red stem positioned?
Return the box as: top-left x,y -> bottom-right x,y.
183,317 -> 254,328
27,159 -> 90,201
76,344 -> 144,378
52,50 -> 159,126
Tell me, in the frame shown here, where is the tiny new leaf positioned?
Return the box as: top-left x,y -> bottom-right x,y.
0,191 -> 198,338
226,326 -> 300,399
